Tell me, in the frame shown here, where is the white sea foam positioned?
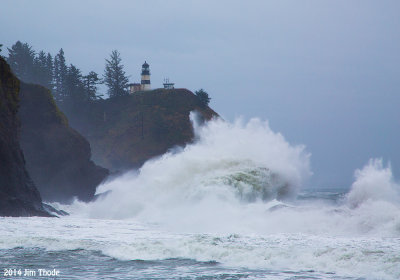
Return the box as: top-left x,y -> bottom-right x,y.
2,117 -> 399,279
80,115 -> 311,232
76,116 -> 400,238
0,216 -> 399,280
347,158 -> 400,207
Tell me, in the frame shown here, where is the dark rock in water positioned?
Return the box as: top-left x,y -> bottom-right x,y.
42,203 -> 69,217
0,57 -> 49,217
60,88 -> 219,171
268,204 -> 291,212
18,83 -> 109,203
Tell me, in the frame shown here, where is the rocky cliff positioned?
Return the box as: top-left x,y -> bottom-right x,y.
18,83 -> 109,202
61,88 -> 218,171
0,57 -> 48,216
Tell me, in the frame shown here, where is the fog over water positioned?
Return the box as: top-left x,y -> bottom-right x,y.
1,0 -> 400,187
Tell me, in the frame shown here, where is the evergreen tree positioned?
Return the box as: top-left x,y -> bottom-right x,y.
33,50 -> 52,88
103,50 -> 129,98
195,89 -> 211,107
65,64 -> 84,102
53,55 -> 60,100
53,48 -> 68,101
45,53 -> 54,91
83,71 -> 102,100
0,44 -> 3,57
7,41 -> 36,82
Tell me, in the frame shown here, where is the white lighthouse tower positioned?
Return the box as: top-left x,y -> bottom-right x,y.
141,61 -> 151,91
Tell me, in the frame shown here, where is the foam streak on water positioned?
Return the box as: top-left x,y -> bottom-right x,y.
0,213 -> 399,279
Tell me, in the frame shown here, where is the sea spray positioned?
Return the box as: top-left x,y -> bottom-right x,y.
83,115 -> 311,231
343,159 -> 400,235
347,158 -> 400,208
2,125 -> 400,279
77,117 -> 400,237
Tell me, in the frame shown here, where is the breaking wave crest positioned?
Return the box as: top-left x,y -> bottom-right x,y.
3,116 -> 400,279
79,114 -> 311,229
347,158 -> 400,207
71,116 -> 400,237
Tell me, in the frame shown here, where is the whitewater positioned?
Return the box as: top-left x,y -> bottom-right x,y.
1,115 -> 399,279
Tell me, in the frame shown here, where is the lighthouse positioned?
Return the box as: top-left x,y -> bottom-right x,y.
141,61 -> 151,90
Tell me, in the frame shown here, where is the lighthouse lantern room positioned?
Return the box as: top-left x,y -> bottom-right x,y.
141,61 -> 151,91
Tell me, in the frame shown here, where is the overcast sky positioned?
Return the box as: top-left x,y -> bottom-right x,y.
1,0 -> 399,188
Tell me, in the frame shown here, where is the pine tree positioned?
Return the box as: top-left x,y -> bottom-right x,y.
45,53 -> 54,91
65,64 -> 84,102
53,48 -> 68,102
33,50 -> 48,86
83,71 -> 102,100
195,89 -> 211,107
53,55 -> 60,100
7,41 -> 36,82
103,50 -> 129,98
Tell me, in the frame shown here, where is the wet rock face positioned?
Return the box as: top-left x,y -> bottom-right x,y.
0,57 -> 48,216
61,88 -> 219,172
18,82 -> 109,203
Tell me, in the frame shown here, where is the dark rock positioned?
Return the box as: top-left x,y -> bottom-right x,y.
18,83 -> 109,203
0,57 -> 49,217
42,203 -> 69,217
60,88 -> 219,171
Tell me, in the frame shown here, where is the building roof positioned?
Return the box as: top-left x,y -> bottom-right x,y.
142,61 -> 149,68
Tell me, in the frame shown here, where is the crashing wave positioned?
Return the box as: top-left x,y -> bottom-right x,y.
208,165 -> 291,202
84,114 -> 310,221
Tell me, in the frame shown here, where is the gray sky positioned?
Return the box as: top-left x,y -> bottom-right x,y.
1,0 -> 399,188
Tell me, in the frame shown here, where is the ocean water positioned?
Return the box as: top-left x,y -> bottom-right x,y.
1,116 -> 399,279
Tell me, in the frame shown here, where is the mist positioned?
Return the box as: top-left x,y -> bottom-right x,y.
1,0 -> 399,187
67,117 -> 400,238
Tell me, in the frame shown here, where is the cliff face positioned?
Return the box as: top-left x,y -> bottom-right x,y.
0,57 -> 48,216
62,88 -> 218,171
18,83 -> 109,202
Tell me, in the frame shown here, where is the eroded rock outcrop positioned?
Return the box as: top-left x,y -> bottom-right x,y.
61,88 -> 218,171
18,83 -> 109,202
0,57 -> 48,216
